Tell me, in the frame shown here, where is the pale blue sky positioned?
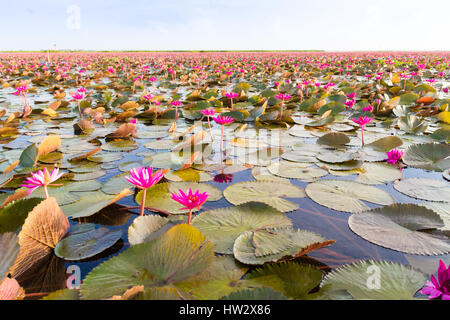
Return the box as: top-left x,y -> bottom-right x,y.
0,0 -> 449,51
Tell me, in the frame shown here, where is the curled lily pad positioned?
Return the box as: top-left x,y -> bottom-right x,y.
320,260 -> 427,300
393,178 -> 450,202
55,225 -> 122,261
80,224 -> 214,300
349,204 -> 450,255
305,180 -> 395,213
403,143 -> 450,171
192,202 -> 292,254
233,227 -> 335,265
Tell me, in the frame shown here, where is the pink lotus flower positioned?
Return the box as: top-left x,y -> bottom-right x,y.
275,93 -> 291,100
129,118 -> 137,124
125,166 -> 166,190
77,87 -> 87,93
21,167 -> 64,198
148,77 -> 157,82
345,100 -> 355,108
143,94 -> 153,101
13,86 -> 27,96
214,115 -> 234,125
347,92 -> 356,99
201,108 -> 215,141
385,149 -> 404,164
125,166 -> 167,216
170,100 -> 182,106
362,105 -> 373,112
71,93 -> 83,101
171,188 -> 209,224
420,260 -> 450,300
200,108 -> 215,116
107,67 -> 115,73
213,173 -> 233,183
352,116 -> 373,147
225,92 -> 239,99
352,116 -> 373,130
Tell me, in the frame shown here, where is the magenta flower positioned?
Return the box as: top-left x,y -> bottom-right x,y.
347,92 -> 356,99
225,92 -> 239,110
201,108 -> 215,141
352,116 -> 373,130
125,166 -> 167,216
352,116 -> 373,147
71,93 -> 83,101
345,100 -> 355,108
275,93 -> 291,100
143,94 -> 153,101
21,167 -> 64,198
77,87 -> 87,93
214,115 -> 234,125
420,260 -> 450,300
362,105 -> 374,112
170,100 -> 182,121
129,118 -> 137,124
200,108 -> 215,116
107,67 -> 115,73
171,188 -> 209,225
385,149 -> 404,164
13,86 -> 27,96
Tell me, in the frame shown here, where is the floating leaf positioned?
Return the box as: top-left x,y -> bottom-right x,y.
80,224 -> 214,300
305,180 -> 394,213
393,178 -> 450,202
403,143 -> 450,172
233,227 -> 335,265
320,260 -> 427,300
0,233 -> 19,279
220,287 -> 288,300
349,204 -> 450,255
192,202 -> 292,254
224,181 -> 305,212
55,225 -> 122,260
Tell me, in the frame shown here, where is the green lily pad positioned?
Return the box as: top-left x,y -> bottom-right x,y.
244,261 -> 323,299
101,172 -> 134,195
223,181 -> 305,212
320,260 -> 427,300
55,225 -> 122,260
0,198 -> 44,233
403,143 -> 450,171
233,227 -> 334,265
192,202 -> 292,254
305,180 -> 395,213
176,255 -> 250,300
317,132 -> 350,147
355,162 -> 403,185
80,224 -> 214,300
393,178 -> 450,202
349,204 -> 450,255
267,162 -> 328,181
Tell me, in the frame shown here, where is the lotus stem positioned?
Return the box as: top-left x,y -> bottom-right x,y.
187,209 -> 193,225
207,116 -> 213,142
220,124 -> 224,162
43,185 -> 49,199
140,188 -> 147,216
